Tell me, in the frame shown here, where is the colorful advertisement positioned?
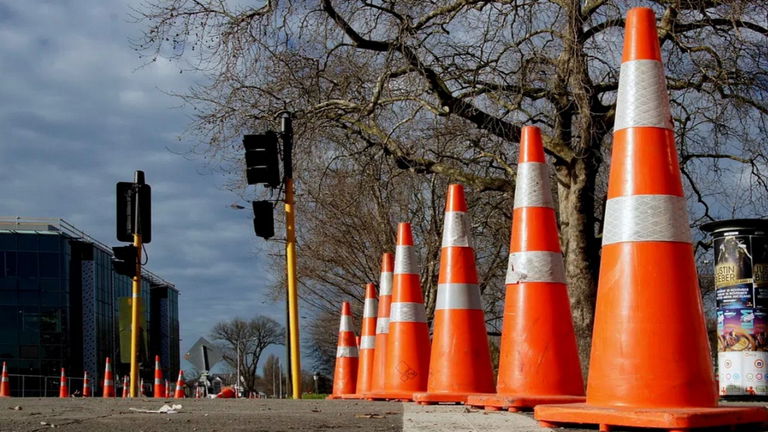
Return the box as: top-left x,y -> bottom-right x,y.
713,231 -> 768,397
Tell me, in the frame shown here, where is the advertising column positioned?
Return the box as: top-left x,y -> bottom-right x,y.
703,219 -> 768,399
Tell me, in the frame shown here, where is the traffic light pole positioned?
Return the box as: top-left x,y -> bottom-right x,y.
129,232 -> 142,397
281,114 -> 301,399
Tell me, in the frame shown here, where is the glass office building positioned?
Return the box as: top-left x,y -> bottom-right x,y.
0,218 -> 180,395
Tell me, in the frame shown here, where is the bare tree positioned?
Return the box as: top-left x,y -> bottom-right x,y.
136,0 -> 768,369
210,316 -> 284,394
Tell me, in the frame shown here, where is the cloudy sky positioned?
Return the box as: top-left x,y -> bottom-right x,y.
0,0 -> 288,370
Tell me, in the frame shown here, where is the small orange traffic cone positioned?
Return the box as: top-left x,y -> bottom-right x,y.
58,368 -> 68,398
414,184 -> 494,404
153,355 -> 165,398
174,371 -> 186,399
379,223 -> 430,401
345,283 -> 378,398
82,371 -> 91,397
327,301 -> 359,399
1,362 -> 11,397
365,252 -> 394,400
102,358 -> 115,398
467,126 -> 585,412
535,7 -> 767,430
121,376 -> 129,398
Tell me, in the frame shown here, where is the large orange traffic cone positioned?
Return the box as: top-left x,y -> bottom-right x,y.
174,371 -> 186,398
379,223 -> 430,401
327,301 -> 359,399
467,126 -> 585,412
121,376 -> 129,398
58,368 -> 68,398
153,355 -> 165,398
0,362 -> 11,397
414,184 -> 494,404
344,283 -> 378,398
535,7 -> 767,430
364,252 -> 394,400
82,371 -> 91,397
103,358 -> 115,398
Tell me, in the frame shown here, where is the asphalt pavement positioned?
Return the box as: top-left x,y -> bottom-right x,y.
0,397 -> 552,431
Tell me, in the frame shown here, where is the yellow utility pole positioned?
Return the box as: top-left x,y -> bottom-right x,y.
129,233 -> 142,397
281,113 -> 301,399
285,178 -> 301,398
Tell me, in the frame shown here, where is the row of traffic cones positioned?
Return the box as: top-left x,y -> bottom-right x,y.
326,7 -> 768,432
0,357 -> 186,399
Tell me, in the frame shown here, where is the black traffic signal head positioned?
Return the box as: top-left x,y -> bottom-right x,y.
252,200 -> 274,239
116,182 -> 151,243
112,245 -> 138,277
243,132 -> 280,187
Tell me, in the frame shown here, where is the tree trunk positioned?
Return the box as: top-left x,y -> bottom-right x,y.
557,158 -> 601,378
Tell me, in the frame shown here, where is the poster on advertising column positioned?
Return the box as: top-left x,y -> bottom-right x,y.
714,235 -> 754,308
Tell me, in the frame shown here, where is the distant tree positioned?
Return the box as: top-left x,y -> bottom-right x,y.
260,353 -> 293,397
210,316 -> 284,394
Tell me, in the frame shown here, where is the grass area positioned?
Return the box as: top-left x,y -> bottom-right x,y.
301,393 -> 329,399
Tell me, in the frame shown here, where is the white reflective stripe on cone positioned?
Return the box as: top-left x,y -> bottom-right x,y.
441,211 -> 473,248
336,346 -> 359,358
359,336 -> 376,350
514,162 -> 554,209
389,302 -> 427,323
339,315 -> 354,332
602,194 -> 692,245
375,317 -> 390,334
506,251 -> 566,284
155,379 -> 162,384
394,245 -> 417,275
363,299 -> 378,318
379,272 -> 393,295
435,283 -> 483,310
614,60 -> 673,131
104,380 -> 113,386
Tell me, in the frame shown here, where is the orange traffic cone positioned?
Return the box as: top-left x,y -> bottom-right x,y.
153,355 -> 165,398
103,358 -> 115,398
121,376 -> 129,398
327,301 -> 359,399
58,368 -> 68,398
344,283 -> 378,398
535,7 -> 767,430
379,223 -> 430,401
365,252 -> 394,400
414,184 -> 494,404
174,371 -> 186,399
1,362 -> 11,397
82,371 -> 91,397
467,126 -> 585,412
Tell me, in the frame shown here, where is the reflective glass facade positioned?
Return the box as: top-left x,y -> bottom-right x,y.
0,219 -> 179,396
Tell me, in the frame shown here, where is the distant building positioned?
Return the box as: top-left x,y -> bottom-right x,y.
0,217 -> 179,396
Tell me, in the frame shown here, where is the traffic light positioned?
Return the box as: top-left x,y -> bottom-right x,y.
252,200 -> 274,239
112,245 -> 138,277
243,133 -> 280,187
116,181 -> 152,243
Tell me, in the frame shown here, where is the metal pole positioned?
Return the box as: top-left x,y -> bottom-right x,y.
129,232 -> 142,397
129,171 -> 145,397
236,343 -> 240,398
281,113 -> 301,399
